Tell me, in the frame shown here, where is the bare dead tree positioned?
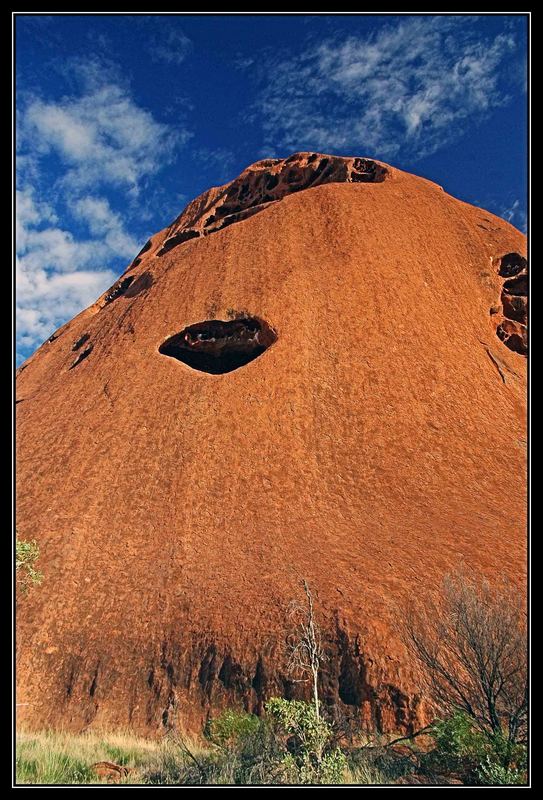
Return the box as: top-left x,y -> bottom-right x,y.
286,579 -> 326,720
403,571 -> 527,747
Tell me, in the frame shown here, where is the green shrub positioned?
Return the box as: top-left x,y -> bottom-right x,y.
431,711 -> 488,767
279,748 -> 348,785
476,757 -> 527,786
192,700 -> 350,784
16,537 -> 42,592
265,698 -> 347,784
205,709 -> 261,749
428,711 -> 527,784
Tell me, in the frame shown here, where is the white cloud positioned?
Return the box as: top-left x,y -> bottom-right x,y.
16,189 -> 138,274
16,187 -> 120,350
16,268 -> 117,352
16,59 -> 187,358
233,55 -> 255,70
72,196 -> 140,255
15,187 -> 58,246
257,16 -> 521,160
19,59 -> 190,195
20,78 -> 186,194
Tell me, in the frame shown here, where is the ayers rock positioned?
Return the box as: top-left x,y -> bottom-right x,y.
16,152 -> 527,735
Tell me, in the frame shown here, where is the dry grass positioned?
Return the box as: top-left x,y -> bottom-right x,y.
15,727 -> 394,785
15,728 -> 207,785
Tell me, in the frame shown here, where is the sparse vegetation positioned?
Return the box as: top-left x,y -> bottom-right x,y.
15,730 -> 160,784
401,570 -> 528,785
205,708 -> 261,749
16,536 -> 42,592
404,571 -> 527,750
225,307 -> 250,320
266,697 -> 348,784
476,756 -> 527,785
16,572 -> 528,785
15,700 -> 528,786
420,711 -> 527,785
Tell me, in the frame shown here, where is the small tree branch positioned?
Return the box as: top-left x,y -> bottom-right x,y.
384,725 -> 434,749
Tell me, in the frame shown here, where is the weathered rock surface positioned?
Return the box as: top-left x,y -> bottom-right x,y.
16,153 -> 527,736
493,252 -> 528,355
156,152 -> 387,255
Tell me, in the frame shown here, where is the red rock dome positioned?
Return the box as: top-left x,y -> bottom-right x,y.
16,153 -> 527,734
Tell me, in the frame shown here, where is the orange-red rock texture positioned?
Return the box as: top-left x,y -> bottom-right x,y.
16,153 -> 527,735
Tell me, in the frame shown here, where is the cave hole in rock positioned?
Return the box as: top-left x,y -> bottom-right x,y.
69,344 -> 93,369
502,274 -> 527,297
497,324 -> 527,356
498,252 -> 527,278
502,294 -> 527,324
72,332 -> 90,352
338,659 -> 365,706
157,229 -> 200,255
128,239 -> 152,270
491,252 -> 528,357
124,270 -> 154,298
159,316 -> 277,374
103,276 -> 135,305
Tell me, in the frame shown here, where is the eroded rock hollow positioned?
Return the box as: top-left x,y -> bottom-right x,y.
159,317 -> 277,374
493,252 -> 528,356
157,153 -> 387,255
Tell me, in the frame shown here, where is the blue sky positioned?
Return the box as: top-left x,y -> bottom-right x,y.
15,13 -> 528,364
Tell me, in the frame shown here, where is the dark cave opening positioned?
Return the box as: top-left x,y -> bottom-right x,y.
498,252 -> 527,278
502,274 -> 527,297
159,316 -> 277,374
103,276 -> 135,305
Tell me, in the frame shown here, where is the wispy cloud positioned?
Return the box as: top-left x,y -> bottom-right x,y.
498,199 -> 527,233
20,68 -> 183,194
191,146 -> 237,185
148,27 -> 193,65
72,196 -> 140,254
256,16 -> 523,160
16,187 -> 119,350
16,268 -> 118,351
16,57 -> 188,359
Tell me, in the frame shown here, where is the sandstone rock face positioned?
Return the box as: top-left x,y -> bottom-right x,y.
16,153 -> 527,736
